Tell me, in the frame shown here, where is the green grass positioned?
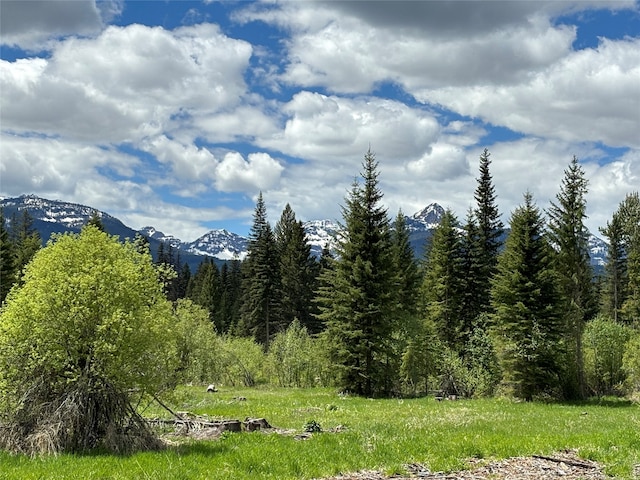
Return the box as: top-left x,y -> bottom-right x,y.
1,387 -> 638,479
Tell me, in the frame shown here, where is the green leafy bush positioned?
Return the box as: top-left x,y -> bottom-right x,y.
583,315 -> 632,396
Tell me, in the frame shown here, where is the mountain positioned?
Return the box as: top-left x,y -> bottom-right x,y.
184,230 -> 248,260
303,219 -> 340,257
1,195 -> 608,271
0,195 -> 207,271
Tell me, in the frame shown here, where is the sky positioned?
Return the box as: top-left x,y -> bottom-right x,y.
1,0 -> 639,241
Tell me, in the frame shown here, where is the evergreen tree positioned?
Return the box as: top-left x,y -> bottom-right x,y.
547,156 -> 595,399
219,260 -> 242,333
317,150 -> 398,397
618,192 -> 640,323
174,261 -> 191,301
391,210 -> 421,319
85,210 -> 105,232
10,210 -> 41,284
274,204 -> 319,333
599,211 -> 628,322
239,192 -> 281,347
459,209 -> 485,344
491,193 -> 563,401
473,148 -> 504,313
420,209 -> 464,351
187,258 -> 222,329
0,209 -> 16,304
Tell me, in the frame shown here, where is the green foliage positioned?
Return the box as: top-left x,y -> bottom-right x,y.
491,193 -> 564,401
0,209 -> 16,304
215,336 -> 266,387
420,209 -> 464,351
172,299 -> 220,384
622,331 -> 640,392
547,156 -> 595,399
239,192 -> 281,346
617,192 -> 640,323
274,204 -> 320,333
9,209 -> 41,286
583,315 -> 632,396
400,317 -> 441,396
0,226 -> 176,452
473,148 -> 504,313
85,210 -> 105,232
599,211 -> 628,322
318,150 -> 399,397
266,320 -> 322,387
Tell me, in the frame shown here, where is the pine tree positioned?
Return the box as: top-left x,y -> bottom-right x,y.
317,150 -> 398,397
0,209 -> 16,304
391,210 -> 421,319
547,156 -> 595,399
618,192 -> 640,323
274,204 -> 319,332
420,209 -> 464,351
459,208 -> 485,343
599,211 -> 628,322
219,260 -> 242,333
10,210 -> 41,284
473,148 -> 504,313
85,210 -> 105,232
491,193 -> 563,401
239,192 -> 281,347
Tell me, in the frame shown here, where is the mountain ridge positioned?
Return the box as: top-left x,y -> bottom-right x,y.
0,195 -> 608,269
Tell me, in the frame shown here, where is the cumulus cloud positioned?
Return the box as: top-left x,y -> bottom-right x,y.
420,37 -> 640,148
0,0 -> 103,49
260,92 -> 440,162
215,152 -> 284,193
0,23 -> 252,143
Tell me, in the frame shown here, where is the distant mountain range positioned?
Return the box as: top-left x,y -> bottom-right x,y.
0,194 -> 608,271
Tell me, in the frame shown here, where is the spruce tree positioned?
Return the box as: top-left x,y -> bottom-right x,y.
239,192 -> 281,347
86,210 -> 105,232
317,150 -> 398,397
599,211 -> 628,322
420,209 -> 464,351
473,148 -> 504,313
10,210 -> 41,284
391,210 -> 421,318
459,208 -> 485,343
274,204 -> 319,332
547,156 -> 595,399
0,209 -> 16,304
618,192 -> 640,323
491,193 -> 563,401
219,260 -> 242,333
187,258 -> 222,328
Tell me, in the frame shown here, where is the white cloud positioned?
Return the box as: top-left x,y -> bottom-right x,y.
420,37 -> 640,148
260,92 -> 440,162
215,152 -> 284,193
0,23 -> 252,143
0,0 -> 103,50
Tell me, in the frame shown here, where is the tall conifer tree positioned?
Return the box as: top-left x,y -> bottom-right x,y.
617,192 -> 640,323
239,192 -> 281,347
274,204 -> 319,332
599,211 -> 628,322
420,209 -> 464,351
492,193 -> 563,400
317,150 -> 398,397
547,156 -> 595,399
0,210 -> 16,304
473,148 -> 504,314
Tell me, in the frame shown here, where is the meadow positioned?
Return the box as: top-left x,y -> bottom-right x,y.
0,387 -> 638,479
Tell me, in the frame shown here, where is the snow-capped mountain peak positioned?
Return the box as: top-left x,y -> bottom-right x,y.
184,229 -> 248,261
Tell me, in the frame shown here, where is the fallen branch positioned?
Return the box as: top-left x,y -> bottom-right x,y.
532,454 -> 596,469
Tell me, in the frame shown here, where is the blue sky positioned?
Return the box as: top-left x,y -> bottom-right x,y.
1,0 -> 639,240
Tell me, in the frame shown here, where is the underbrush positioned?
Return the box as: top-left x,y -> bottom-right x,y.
0,387 -> 638,479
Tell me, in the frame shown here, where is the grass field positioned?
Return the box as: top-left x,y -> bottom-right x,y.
0,387 -> 638,479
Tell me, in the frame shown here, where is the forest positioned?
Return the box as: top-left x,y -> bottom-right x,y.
0,148 -> 639,455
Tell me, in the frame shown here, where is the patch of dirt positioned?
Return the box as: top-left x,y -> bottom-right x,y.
318,450 -> 613,479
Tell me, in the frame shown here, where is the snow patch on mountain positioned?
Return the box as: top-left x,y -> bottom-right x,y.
184,229 -> 248,261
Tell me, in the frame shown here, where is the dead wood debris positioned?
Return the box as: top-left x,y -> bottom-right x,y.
316,450 -> 612,480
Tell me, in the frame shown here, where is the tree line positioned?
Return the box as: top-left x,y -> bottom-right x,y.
1,149 -> 639,402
